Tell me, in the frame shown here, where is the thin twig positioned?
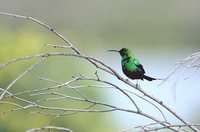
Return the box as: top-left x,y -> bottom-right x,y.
0,59 -> 43,100
26,126 -> 73,132
45,44 -> 72,49
0,11 -> 80,55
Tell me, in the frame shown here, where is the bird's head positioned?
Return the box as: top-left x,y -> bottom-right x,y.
108,48 -> 134,58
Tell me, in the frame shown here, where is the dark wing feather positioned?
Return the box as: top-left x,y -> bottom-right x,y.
136,64 -> 145,74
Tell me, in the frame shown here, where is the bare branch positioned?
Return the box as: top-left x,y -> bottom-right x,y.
0,59 -> 43,100
0,11 -> 80,54
26,126 -> 72,132
161,52 -> 200,83
45,44 -> 72,49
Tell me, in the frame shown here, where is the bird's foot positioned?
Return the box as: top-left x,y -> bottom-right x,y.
136,83 -> 140,89
136,80 -> 140,89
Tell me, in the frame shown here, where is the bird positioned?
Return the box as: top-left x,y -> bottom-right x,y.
108,48 -> 156,81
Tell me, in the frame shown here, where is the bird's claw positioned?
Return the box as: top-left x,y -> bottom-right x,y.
136,80 -> 140,88
136,83 -> 139,88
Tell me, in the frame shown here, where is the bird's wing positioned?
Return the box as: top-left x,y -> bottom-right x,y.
136,64 -> 145,74
134,58 -> 146,74
122,58 -> 145,74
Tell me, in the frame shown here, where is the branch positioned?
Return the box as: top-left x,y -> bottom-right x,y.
1,52 -> 195,130
161,52 -> 200,84
0,11 -> 80,54
0,59 -> 43,100
26,126 -> 72,132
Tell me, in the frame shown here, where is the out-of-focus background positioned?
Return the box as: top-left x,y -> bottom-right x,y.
0,0 -> 200,132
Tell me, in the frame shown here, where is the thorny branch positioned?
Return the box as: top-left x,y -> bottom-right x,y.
0,11 -> 199,132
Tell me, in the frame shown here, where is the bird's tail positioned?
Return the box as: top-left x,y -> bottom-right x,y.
143,75 -> 156,81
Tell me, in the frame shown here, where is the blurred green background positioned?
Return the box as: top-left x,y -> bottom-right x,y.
0,0 -> 200,132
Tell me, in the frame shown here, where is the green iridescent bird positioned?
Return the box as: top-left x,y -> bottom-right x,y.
108,48 -> 156,81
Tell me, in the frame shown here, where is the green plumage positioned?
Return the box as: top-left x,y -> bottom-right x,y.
122,57 -> 140,72
109,48 -> 156,81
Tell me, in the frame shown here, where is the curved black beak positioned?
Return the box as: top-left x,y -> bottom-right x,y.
107,49 -> 119,52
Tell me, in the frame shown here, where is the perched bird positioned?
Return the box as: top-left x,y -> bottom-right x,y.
108,48 -> 156,81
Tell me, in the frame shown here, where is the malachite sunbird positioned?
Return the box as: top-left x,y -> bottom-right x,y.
108,48 -> 156,81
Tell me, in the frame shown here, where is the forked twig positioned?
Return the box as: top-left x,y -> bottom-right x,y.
0,59 -> 43,100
